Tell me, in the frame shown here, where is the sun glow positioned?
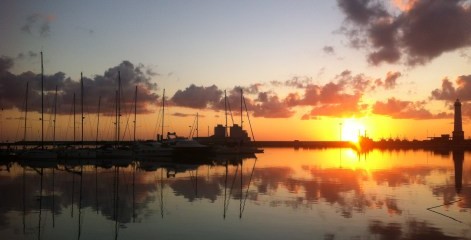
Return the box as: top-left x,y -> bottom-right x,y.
340,118 -> 366,143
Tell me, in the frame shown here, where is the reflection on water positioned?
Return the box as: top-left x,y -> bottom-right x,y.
0,148 -> 470,239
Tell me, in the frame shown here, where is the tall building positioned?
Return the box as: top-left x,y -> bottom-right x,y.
453,99 -> 464,141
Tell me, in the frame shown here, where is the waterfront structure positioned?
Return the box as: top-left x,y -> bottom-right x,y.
453,99 -> 464,142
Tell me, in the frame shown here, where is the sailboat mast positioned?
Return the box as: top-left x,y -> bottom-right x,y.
81,72 -> 84,148
53,85 -> 57,147
73,93 -> 76,143
95,96 -> 101,148
115,90 -> 118,146
41,52 -> 44,149
224,90 -> 227,138
161,89 -> 165,141
240,88 -> 243,130
134,85 -> 137,143
117,71 -> 121,145
23,82 -> 29,145
196,112 -> 199,138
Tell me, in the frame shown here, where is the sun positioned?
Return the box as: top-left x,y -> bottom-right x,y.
340,118 -> 366,143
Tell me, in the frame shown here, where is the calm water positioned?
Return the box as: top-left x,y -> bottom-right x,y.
1,148 -> 470,240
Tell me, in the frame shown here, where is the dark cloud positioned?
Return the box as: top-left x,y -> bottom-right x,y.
431,75 -> 471,101
430,75 -> 471,118
170,85 -> 296,119
171,112 -> 206,118
372,98 -> 451,119
0,58 -> 159,115
171,84 -> 222,109
284,76 -> 313,89
337,0 -> 471,65
21,13 -> 55,37
323,46 -> 336,55
241,83 -> 263,95
375,71 -> 401,89
16,51 -> 38,60
252,92 -> 295,118
337,0 -> 388,25
0,56 -> 14,72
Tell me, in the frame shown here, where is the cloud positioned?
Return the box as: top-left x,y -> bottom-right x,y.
252,92 -> 295,118
337,0 -> 471,66
171,84 -> 222,109
337,0 -> 388,25
0,56 -> 14,72
280,70 -> 387,118
375,71 -> 401,89
0,58 -> 160,115
170,84 -> 296,119
21,13 -> 55,37
172,112 -> 204,118
308,95 -> 368,117
17,51 -> 38,61
431,75 -> 471,101
372,98 -> 451,119
323,46 -> 336,55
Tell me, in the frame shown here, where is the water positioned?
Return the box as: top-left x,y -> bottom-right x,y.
0,148 -> 470,239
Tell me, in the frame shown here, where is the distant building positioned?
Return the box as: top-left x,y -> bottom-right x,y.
214,124 -> 226,139
453,99 -> 464,141
195,124 -> 251,145
430,134 -> 450,142
229,124 -> 250,142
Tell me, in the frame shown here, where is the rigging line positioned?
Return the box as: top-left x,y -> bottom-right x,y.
241,158 -> 257,214
120,96 -> 132,142
153,107 -> 163,140
227,96 -> 235,126
188,114 -> 197,139
243,96 -> 256,142
224,165 -> 239,211
426,198 -> 463,223
64,99 -> 74,141
426,199 -> 462,210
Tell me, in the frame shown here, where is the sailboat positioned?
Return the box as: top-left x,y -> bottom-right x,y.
58,72 -> 96,159
133,88 -> 173,158
96,71 -> 133,160
18,52 -> 58,160
210,89 -> 263,155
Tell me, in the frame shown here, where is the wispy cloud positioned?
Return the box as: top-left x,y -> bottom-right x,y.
21,13 -> 55,37
372,98 -> 451,119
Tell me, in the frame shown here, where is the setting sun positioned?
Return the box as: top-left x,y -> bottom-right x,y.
341,119 -> 366,142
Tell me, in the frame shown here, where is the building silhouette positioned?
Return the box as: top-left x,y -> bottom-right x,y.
453,99 -> 464,142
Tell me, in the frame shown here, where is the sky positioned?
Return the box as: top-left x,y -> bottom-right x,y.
1,0 -> 471,142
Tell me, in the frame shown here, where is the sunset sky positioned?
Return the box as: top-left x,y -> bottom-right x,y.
1,0 -> 471,142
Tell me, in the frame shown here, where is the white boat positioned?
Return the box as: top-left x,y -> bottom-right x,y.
133,141 -> 173,158
165,132 -> 212,157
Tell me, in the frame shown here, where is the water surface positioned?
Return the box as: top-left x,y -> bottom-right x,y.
0,148 -> 470,239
